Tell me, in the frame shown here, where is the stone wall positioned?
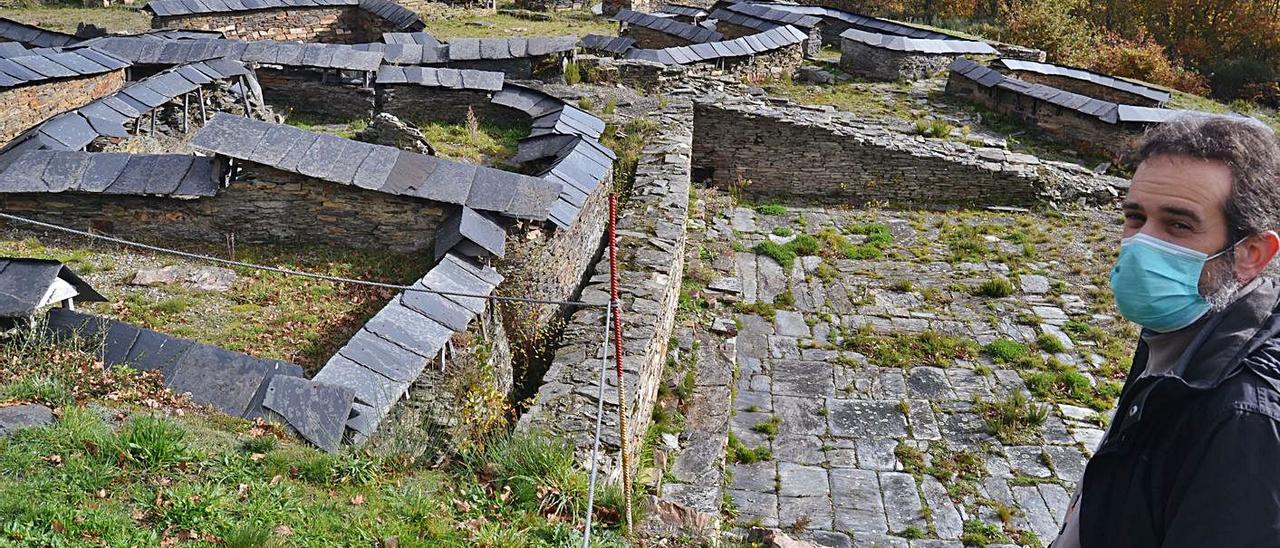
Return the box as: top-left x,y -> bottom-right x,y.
687,42 -> 803,82
1001,69 -> 1163,107
151,7 -> 394,43
257,68 -> 375,121
945,73 -> 1145,161
840,40 -> 974,81
0,70 -> 125,147
577,56 -> 689,94
693,97 -> 1124,206
716,22 -> 820,57
623,25 -> 697,50
0,163 -> 446,252
602,0 -> 654,16
495,169 -> 613,374
517,99 -> 693,478
444,56 -> 566,82
376,85 -> 525,127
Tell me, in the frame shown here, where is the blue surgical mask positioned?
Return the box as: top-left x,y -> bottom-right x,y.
1110,233 -> 1234,333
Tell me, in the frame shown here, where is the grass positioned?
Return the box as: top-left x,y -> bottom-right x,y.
1036,332 -> 1067,353
726,433 -> 772,464
753,224 -> 893,269
758,73 -> 919,120
0,5 -> 149,34
974,392 -> 1048,445
982,339 -> 1029,363
973,276 -> 1015,298
0,233 -> 433,373
912,118 -> 954,138
284,112 -> 368,138
417,121 -> 527,165
0,333 -> 632,546
842,326 -> 979,368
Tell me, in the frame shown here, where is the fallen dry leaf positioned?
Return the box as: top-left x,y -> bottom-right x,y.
350,495 -> 365,506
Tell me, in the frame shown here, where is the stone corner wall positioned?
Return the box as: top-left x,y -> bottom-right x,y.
578,56 -> 690,94
944,72 -> 1145,162
839,40 -> 980,82
516,99 -> 694,477
623,26 -> 696,50
0,70 -> 126,147
692,96 -> 1123,206
688,43 -> 803,82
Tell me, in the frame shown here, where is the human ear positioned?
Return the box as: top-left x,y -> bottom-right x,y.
1235,230 -> 1280,283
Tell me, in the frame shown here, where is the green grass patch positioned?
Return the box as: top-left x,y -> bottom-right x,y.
842,326 -> 979,368
982,339 -> 1029,363
726,433 -> 773,464
974,392 -> 1048,445
973,276 -> 1015,298
1036,332 -> 1067,353
417,120 -> 527,165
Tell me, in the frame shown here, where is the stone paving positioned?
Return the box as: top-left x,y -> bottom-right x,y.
688,199 -> 1133,547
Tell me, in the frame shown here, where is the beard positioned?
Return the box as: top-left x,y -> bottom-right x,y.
1202,253 -> 1243,312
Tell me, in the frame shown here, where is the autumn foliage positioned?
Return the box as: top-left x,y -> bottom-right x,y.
853,0 -> 1280,104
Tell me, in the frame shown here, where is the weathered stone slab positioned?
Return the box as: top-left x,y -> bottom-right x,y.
0,404 -> 54,437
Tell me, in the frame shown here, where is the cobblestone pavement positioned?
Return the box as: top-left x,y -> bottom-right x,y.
683,196 -> 1136,547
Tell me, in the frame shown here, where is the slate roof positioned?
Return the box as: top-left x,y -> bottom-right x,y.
375,65 -> 504,91
613,9 -> 724,43
716,3 -> 821,30
756,2 -> 958,39
0,59 -> 252,169
434,206 -> 506,260
489,84 -> 614,228
624,24 -> 807,65
579,34 -> 637,55
143,0 -> 424,32
0,151 -> 223,197
0,47 -> 129,90
658,3 -> 708,19
0,258 -> 104,318
79,37 -> 384,72
313,252 -> 501,444
0,17 -> 79,49
357,35 -> 577,66
840,28 -> 997,54
996,58 -> 1171,105
0,42 -> 30,58
190,113 -> 562,222
44,308 -> 358,451
949,58 -> 1196,125
382,31 -> 441,47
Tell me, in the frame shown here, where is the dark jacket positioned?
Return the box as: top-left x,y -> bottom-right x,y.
1079,278 -> 1280,547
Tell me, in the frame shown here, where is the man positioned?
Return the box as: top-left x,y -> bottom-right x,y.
1054,115 -> 1280,547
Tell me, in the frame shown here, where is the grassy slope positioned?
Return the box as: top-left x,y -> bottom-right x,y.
0,6 -> 149,34
0,232 -> 430,372
0,332 -> 629,547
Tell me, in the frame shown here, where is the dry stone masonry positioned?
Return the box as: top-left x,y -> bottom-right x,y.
518,99 -> 693,477
692,96 -> 1123,207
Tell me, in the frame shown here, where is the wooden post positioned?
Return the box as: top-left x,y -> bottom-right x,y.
197,87 -> 208,123
182,92 -> 190,133
239,76 -> 252,120
150,108 -> 157,134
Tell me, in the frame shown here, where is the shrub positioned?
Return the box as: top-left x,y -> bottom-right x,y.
973,276 -> 1015,298
913,118 -> 954,138
563,61 -> 581,85
983,339 -> 1029,363
1089,30 -> 1209,95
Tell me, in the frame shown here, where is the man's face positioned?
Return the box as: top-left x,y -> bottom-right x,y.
1123,154 -> 1233,252
1122,154 -> 1237,297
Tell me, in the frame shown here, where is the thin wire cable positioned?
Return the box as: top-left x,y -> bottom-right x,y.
581,302 -> 612,548
0,211 -> 603,308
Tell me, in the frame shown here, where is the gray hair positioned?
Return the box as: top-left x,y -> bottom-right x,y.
1133,115 -> 1280,246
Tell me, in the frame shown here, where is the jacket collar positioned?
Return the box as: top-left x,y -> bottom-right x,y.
1147,278 -> 1280,390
